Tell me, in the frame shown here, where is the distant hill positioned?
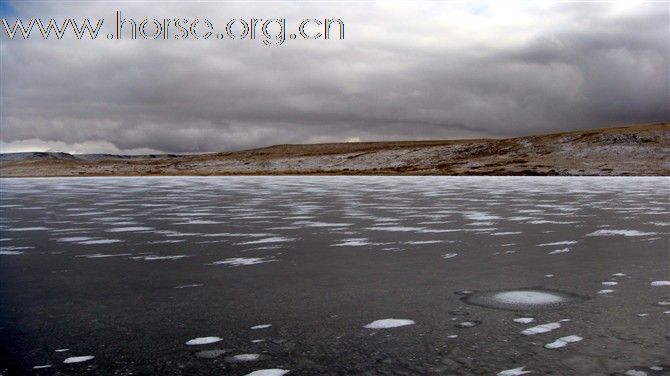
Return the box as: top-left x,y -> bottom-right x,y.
1,122 -> 668,177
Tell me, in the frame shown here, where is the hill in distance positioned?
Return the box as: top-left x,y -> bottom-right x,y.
1,122 -> 668,177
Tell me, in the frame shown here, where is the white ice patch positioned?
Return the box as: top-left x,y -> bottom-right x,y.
57,237 -> 96,242
513,317 -> 535,324
174,284 -> 203,289
33,365 -> 52,369
651,281 -> 670,286
494,291 -> 564,305
244,369 -> 290,376
403,240 -> 444,244
63,356 -> 94,364
186,336 -> 222,345
491,232 -> 522,235
464,212 -> 500,221
76,239 -> 123,245
612,273 -> 627,277
106,226 -> 153,232
79,253 -> 132,258
544,335 -> 583,349
624,370 -> 648,376
586,230 -> 656,237
236,237 -> 294,245
597,289 -> 615,294
521,322 -> 561,335
139,255 -> 190,261
251,324 -> 272,329
332,238 -> 370,246
232,354 -> 260,361
366,226 -> 425,232
211,257 -> 277,266
548,248 -> 570,255
364,318 -> 416,329
0,250 -> 24,255
537,241 -> 577,246
443,253 -> 458,259
497,366 -> 532,376
6,227 -> 50,231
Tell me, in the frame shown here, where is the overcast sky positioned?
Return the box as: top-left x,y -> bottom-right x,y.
0,1 -> 668,154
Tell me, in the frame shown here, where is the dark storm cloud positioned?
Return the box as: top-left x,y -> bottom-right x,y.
0,1 -> 667,154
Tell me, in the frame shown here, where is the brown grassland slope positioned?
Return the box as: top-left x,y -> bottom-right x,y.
1,122 -> 668,177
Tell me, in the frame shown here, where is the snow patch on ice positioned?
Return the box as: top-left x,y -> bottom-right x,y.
244,369 -> 290,376
586,230 -> 656,237
521,322 -> 561,335
494,291 -> 564,305
186,336 -> 222,345
537,241 -> 577,246
544,335 -> 583,349
63,356 -> 94,364
211,257 -> 277,266
497,366 -> 532,376
364,318 -> 415,329
231,354 -> 260,361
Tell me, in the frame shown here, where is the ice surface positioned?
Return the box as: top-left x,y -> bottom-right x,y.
548,248 -> 570,254
364,318 -> 415,329
521,322 -> 561,335
443,253 -> 458,259
513,317 -> 535,324
244,369 -> 290,376
497,366 -> 532,375
251,324 -> 272,329
597,289 -> 615,294
33,365 -> 52,369
186,336 -> 222,345
63,356 -> 94,363
651,281 -> 670,286
601,281 -> 618,286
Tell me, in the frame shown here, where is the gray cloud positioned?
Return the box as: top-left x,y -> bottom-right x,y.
1,1 -> 668,154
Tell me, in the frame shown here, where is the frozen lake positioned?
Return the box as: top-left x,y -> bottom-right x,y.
0,176 -> 668,375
